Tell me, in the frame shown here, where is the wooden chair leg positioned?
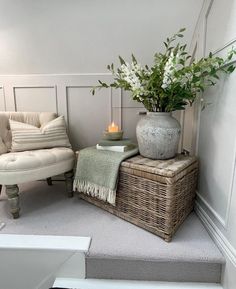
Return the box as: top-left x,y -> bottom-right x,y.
46,177 -> 53,186
64,170 -> 74,198
5,185 -> 20,219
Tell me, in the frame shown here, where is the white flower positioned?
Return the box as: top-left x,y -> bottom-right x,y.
118,60 -> 151,99
120,61 -> 146,92
162,52 -> 175,89
162,52 -> 187,89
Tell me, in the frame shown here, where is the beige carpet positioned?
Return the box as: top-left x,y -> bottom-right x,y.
0,181 -> 224,282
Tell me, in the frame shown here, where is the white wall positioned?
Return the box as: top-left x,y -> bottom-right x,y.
0,0 -> 203,149
0,0 -> 202,75
0,234 -> 90,289
192,1 -> 236,289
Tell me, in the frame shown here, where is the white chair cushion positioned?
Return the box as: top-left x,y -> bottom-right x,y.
0,147 -> 75,185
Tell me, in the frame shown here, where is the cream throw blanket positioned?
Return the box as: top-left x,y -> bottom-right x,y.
73,146 -> 138,205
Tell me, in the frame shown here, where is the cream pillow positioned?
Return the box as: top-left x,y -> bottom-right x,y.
10,116 -> 71,152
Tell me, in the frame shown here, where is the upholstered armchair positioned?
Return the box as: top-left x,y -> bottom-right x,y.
0,112 -> 75,219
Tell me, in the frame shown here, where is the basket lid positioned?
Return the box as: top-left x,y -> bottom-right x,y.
121,154 -> 197,178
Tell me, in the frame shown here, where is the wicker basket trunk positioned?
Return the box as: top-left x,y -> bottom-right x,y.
79,154 -> 198,242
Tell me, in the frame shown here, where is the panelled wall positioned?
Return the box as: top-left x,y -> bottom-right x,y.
0,74 -> 188,151
0,0 -> 203,151
0,74 -> 146,149
192,1 -> 236,289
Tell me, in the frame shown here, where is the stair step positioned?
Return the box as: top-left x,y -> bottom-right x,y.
85,212 -> 224,283
53,278 -> 223,289
0,182 -> 225,283
86,257 -> 222,283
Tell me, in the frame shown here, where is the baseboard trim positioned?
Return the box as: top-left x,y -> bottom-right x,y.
195,201 -> 236,267
196,191 -> 226,227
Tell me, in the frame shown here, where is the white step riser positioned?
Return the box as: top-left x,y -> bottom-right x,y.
53,278 -> 223,289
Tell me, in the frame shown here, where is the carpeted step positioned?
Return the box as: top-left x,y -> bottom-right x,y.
86,257 -> 222,282
0,182 -> 225,283
85,212 -> 224,283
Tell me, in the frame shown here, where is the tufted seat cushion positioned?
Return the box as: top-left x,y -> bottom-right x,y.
0,147 -> 74,185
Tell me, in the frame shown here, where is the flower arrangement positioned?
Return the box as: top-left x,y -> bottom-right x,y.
92,28 -> 236,112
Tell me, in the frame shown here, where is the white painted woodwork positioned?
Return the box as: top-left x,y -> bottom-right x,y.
53,278 -> 223,289
0,73 -> 186,149
0,234 -> 91,251
14,86 -> 57,112
55,252 -> 86,280
66,86 -> 111,149
121,108 -> 144,142
0,234 -> 91,289
205,0 -> 236,54
198,77 -> 236,222
0,249 -> 75,289
192,1 -> 236,289
122,91 -> 144,108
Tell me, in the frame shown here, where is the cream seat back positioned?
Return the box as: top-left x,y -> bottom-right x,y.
0,111 -> 74,219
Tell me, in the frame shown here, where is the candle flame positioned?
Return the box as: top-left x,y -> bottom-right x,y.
108,121 -> 119,132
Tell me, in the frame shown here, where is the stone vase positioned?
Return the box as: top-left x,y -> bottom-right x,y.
136,112 -> 181,160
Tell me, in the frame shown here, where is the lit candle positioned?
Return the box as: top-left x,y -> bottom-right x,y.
108,121 -> 119,132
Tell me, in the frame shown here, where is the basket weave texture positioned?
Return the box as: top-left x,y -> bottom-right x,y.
79,154 -> 198,242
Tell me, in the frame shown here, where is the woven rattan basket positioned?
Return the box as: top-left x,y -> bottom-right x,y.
79,154 -> 198,242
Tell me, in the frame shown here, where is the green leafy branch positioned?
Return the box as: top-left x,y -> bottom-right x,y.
92,28 -> 236,112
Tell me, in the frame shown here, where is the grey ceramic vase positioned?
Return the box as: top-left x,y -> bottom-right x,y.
136,112 -> 181,160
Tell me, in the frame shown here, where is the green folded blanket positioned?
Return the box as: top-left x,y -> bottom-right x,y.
73,146 -> 139,205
